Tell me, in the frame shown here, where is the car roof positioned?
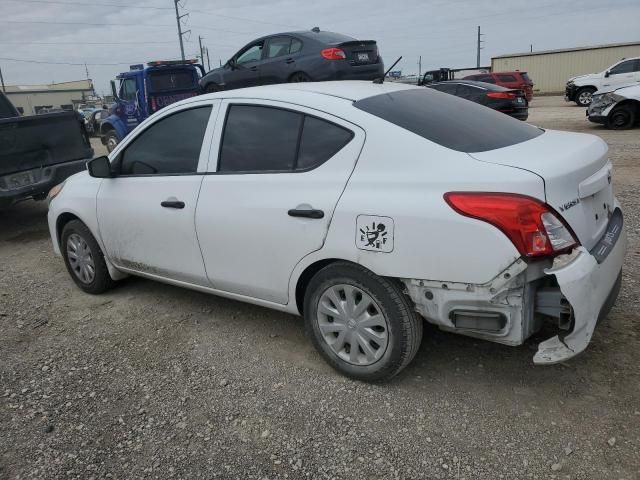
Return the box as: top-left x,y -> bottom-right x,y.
201,80 -> 417,103
431,80 -> 509,91
251,30 -> 357,43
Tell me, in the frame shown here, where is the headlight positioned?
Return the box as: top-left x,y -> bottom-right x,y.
47,182 -> 66,203
598,92 -> 624,106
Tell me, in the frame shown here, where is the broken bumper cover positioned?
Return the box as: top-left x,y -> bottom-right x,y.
534,208 -> 625,364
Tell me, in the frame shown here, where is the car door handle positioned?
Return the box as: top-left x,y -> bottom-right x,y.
285,58 -> 295,64
250,66 -> 258,72
161,200 -> 185,209
288,208 -> 324,219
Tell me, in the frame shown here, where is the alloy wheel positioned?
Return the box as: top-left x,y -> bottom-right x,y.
316,284 -> 389,366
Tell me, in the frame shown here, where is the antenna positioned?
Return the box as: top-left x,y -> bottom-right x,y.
373,56 -> 402,84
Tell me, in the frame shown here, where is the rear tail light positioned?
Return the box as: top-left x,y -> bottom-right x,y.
321,48 -> 346,60
486,91 -> 516,99
444,192 -> 578,258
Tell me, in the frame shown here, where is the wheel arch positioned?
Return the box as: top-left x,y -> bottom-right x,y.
613,98 -> 640,115
294,258 -> 349,315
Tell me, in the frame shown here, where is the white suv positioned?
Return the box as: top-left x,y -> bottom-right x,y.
47,81 -> 625,381
565,56 -> 640,106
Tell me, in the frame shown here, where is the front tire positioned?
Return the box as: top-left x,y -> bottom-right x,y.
607,104 -> 635,130
104,130 -> 119,153
575,87 -> 596,107
304,262 -> 423,382
61,220 -> 115,294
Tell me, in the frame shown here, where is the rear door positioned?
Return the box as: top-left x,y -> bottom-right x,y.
195,100 -> 364,304
259,36 -> 300,85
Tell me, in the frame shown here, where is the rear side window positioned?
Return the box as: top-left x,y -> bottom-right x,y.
476,75 -> 496,84
497,74 -> 517,82
267,37 -> 292,58
219,105 -> 353,173
120,106 -> 211,175
290,38 -> 303,54
298,116 -> 353,170
353,89 -> 542,153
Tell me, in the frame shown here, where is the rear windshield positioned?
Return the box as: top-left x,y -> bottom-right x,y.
300,31 -> 355,44
353,88 -> 542,153
148,70 -> 196,92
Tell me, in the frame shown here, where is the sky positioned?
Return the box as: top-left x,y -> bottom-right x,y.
1,0 -> 639,95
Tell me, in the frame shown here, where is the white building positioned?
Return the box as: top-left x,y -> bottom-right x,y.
4,79 -> 95,115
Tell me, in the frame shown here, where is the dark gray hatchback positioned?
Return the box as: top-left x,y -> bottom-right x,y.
199,29 -> 384,92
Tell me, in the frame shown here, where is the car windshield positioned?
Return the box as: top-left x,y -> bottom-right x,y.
353,88 -> 542,153
148,70 -> 196,92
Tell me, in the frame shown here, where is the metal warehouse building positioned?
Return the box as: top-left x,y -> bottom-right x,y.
492,41 -> 640,94
4,79 -> 94,115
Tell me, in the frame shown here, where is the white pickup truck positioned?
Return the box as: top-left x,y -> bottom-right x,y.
565,56 -> 640,106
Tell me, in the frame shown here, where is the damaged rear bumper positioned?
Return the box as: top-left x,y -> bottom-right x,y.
533,208 -> 625,364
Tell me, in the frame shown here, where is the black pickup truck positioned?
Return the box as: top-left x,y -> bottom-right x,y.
0,91 -> 93,209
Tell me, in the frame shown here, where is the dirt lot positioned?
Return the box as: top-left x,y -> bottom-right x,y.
1,97 -> 639,480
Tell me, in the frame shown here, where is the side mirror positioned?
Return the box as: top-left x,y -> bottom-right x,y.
604,70 -> 610,78
227,58 -> 236,70
87,156 -> 112,178
110,80 -> 119,99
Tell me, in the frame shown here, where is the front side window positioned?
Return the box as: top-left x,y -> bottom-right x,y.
119,78 -> 137,101
236,43 -> 263,64
119,106 -> 212,175
218,105 -> 353,173
267,37 -> 292,58
476,75 -> 496,84
609,60 -> 635,75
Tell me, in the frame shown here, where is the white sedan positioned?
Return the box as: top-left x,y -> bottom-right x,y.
47,81 -> 625,381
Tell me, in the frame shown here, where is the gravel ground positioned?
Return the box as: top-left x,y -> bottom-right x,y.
1,97 -> 639,480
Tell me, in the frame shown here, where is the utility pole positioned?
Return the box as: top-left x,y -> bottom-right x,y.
173,0 -> 188,61
0,65 -> 6,93
418,55 -> 422,79
530,44 -> 533,53
198,36 -> 205,65
205,47 -> 211,71
84,63 -> 90,80
476,26 -> 484,68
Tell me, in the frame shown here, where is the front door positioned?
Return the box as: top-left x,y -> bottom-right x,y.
223,41 -> 263,89
603,59 -> 640,89
195,100 -> 364,304
117,76 -> 144,133
97,103 -> 216,285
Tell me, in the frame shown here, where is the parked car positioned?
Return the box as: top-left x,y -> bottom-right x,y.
427,80 -> 529,120
588,83 -> 640,129
85,108 -> 109,137
48,81 -> 624,381
464,71 -> 534,102
199,28 -> 384,92
565,56 -> 640,107
0,91 -> 93,209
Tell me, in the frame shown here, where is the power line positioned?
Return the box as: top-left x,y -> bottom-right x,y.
8,0 -> 172,9
0,41 -> 179,45
0,57 -> 138,66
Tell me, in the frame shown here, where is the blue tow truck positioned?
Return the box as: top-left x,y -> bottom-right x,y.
100,59 -> 205,152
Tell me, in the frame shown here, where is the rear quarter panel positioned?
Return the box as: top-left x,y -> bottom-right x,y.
289,113 -> 546,291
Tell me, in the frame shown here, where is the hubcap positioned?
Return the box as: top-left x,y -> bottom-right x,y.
578,91 -> 592,105
316,284 -> 389,366
66,233 -> 95,284
612,112 -> 629,127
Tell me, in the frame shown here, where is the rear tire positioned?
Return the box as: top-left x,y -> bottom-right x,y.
288,72 -> 311,83
304,262 -> 423,382
607,104 -> 635,130
575,87 -> 596,107
61,220 -> 115,294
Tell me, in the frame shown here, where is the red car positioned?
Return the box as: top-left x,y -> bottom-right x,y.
463,71 -> 534,102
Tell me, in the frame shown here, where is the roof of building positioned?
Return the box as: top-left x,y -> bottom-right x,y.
493,41 -> 640,59
4,79 -> 93,94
